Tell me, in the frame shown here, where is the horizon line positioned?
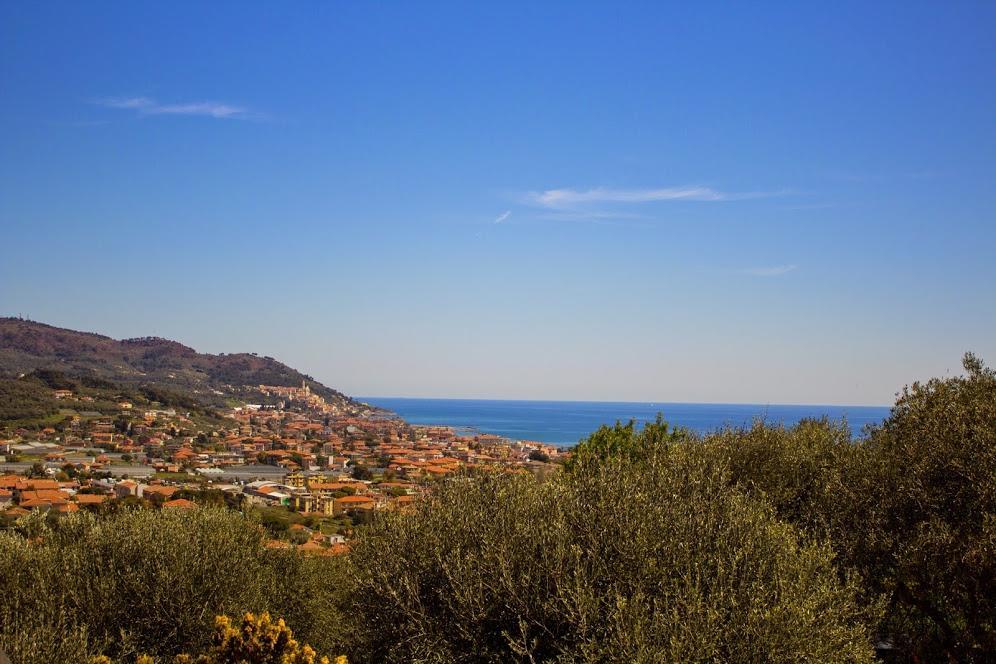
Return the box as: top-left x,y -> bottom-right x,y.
356,394 -> 892,410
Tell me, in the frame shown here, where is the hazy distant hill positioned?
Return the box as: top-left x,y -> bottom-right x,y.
0,317 -> 358,410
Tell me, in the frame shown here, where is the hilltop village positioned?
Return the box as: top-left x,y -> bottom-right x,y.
0,381 -> 565,553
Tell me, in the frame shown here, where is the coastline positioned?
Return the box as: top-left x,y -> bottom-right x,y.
359,397 -> 892,447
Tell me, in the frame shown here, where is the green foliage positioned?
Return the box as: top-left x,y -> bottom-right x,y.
0,366 -> 229,431
560,354 -> 996,661
0,509 -> 343,664
138,385 -> 202,411
0,532 -> 100,663
699,417 -> 864,540
0,376 -> 59,422
78,375 -> 120,390
567,413 -> 690,468
350,465 -> 372,481
344,453 -> 876,663
172,612 -> 338,664
527,449 -> 550,463
839,353 -> 996,661
26,369 -> 78,391
173,488 -> 243,510
253,506 -> 302,535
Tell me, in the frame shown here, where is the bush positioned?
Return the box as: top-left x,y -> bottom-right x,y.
843,353 -> 996,661
0,509 -> 344,663
343,444 -> 876,663
699,418 -> 861,539
0,529 -> 101,663
173,612 -> 343,664
0,377 -> 58,422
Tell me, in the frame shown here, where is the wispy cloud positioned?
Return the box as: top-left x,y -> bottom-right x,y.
742,264 -> 798,277
525,185 -> 785,209
100,97 -> 155,110
493,210 -> 511,224
95,96 -> 256,120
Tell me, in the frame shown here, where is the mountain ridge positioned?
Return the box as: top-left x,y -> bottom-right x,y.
0,317 -> 359,412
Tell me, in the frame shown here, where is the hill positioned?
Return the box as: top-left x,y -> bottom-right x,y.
0,318 -> 360,414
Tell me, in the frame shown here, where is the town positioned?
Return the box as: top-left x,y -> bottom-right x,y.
0,381 -> 565,554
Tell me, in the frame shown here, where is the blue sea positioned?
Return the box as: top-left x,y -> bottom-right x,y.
359,397 -> 891,447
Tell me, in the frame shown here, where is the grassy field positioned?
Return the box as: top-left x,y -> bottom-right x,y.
153,471 -> 205,483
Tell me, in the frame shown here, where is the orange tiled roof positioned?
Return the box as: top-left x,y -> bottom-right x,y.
336,495 -> 375,505
143,485 -> 178,498
20,498 -> 58,508
15,479 -> 61,491
19,489 -> 71,502
163,498 -> 197,509
298,540 -> 332,555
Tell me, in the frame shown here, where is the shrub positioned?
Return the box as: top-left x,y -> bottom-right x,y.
844,353 -> 996,661
699,418 -> 861,540
0,531 -> 102,663
0,509 -> 344,663
173,612 -> 343,664
344,445 -> 876,663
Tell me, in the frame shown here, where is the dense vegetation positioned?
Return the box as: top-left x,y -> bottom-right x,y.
0,354 -> 992,662
0,509 -> 345,663
0,376 -> 60,422
346,450 -> 875,663
0,369 -> 227,427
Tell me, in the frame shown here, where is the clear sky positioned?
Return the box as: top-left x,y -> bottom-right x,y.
1,2 -> 994,406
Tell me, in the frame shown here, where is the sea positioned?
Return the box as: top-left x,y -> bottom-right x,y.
358,397 -> 892,447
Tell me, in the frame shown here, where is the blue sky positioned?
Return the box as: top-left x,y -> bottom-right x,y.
1,2 -> 994,405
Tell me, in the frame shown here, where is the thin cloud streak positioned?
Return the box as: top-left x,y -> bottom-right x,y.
742,264 -> 798,277
525,185 -> 787,209
95,96 -> 256,119
493,210 -> 511,224
101,97 -> 155,110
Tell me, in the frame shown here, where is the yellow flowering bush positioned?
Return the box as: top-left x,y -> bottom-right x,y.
90,613 -> 346,664
174,612 -> 343,664
176,612 -> 338,664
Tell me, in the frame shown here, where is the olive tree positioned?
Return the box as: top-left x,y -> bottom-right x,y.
344,441 -> 876,663
0,508 -> 345,663
847,353 -> 996,661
